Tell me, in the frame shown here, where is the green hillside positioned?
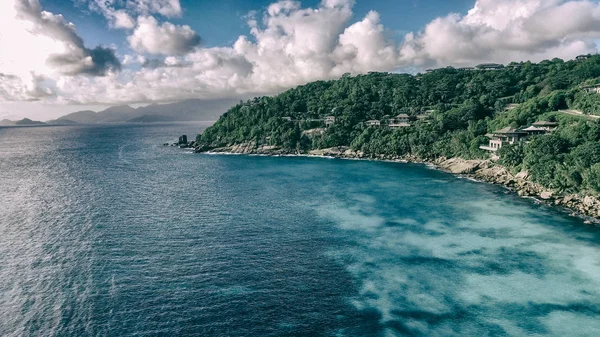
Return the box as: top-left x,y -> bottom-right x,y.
198,56 -> 600,194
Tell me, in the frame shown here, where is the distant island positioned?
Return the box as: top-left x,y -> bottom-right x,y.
0,118 -> 47,126
0,98 -> 239,126
194,55 -> 600,221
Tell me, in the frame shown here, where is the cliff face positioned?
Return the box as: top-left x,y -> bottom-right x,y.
196,142 -> 600,222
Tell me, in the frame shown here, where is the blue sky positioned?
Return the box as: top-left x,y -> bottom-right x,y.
41,0 -> 474,55
2,0 -> 600,119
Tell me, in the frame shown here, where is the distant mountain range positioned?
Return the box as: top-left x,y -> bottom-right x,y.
0,118 -> 46,126
0,99 -> 238,126
54,99 -> 237,124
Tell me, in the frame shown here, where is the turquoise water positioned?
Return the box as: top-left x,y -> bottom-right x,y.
1,123 -> 600,336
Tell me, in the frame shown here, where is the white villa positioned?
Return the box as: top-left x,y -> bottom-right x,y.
532,121 -> 558,131
583,84 -> 600,94
389,114 -> 412,128
366,120 -> 381,127
480,121 -> 558,152
479,127 -> 528,152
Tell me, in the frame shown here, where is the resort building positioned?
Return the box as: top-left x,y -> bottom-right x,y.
476,63 -> 504,70
583,84 -> 600,94
576,55 -> 591,61
366,120 -> 381,127
325,116 -> 336,126
281,117 -> 292,121
532,121 -> 558,131
389,123 -> 412,129
479,127 -> 528,152
521,126 -> 547,136
392,114 -> 410,124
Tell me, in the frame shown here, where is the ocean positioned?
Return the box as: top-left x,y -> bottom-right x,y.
1,123 -> 600,336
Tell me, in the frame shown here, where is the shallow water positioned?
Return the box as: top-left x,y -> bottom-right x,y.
1,123 -> 599,336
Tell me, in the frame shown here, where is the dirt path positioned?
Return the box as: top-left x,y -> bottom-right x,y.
558,109 -> 600,120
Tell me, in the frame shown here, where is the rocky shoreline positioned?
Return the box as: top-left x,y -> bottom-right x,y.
195,142 -> 600,223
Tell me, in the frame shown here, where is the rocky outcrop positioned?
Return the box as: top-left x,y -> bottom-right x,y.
437,157 -> 485,174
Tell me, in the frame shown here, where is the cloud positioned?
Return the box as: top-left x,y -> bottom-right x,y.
0,73 -> 53,101
3,0 -> 600,107
399,0 -> 600,67
130,0 -> 182,18
128,16 -> 201,55
8,0 -> 120,77
141,56 -> 189,69
86,0 -> 182,29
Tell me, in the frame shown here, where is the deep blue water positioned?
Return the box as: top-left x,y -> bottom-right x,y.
1,123 -> 600,336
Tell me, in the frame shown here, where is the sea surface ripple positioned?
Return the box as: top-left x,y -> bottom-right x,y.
1,123 -> 600,336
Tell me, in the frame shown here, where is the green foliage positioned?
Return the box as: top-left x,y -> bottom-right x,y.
199,55 -> 600,194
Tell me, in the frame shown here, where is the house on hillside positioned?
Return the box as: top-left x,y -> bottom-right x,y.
391,114 -> 410,124
325,116 -> 336,126
458,67 -> 476,71
521,126 -> 548,136
281,116 -> 292,121
576,55 -> 591,61
583,84 -> 600,94
476,63 -> 504,70
479,127 -> 528,152
366,120 -> 381,127
532,121 -> 558,131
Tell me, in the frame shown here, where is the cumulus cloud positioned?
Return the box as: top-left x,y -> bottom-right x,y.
399,0 -> 600,67
3,0 -> 600,107
85,0 -> 182,29
128,16 -> 201,55
0,73 -> 53,101
8,0 -> 120,77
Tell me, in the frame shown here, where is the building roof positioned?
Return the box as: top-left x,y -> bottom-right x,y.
522,126 -> 546,132
476,63 -> 503,69
494,127 -> 527,134
395,114 -> 410,118
532,121 -> 558,126
366,120 -> 380,123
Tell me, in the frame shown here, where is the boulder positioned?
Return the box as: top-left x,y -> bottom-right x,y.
515,170 -> 529,180
540,191 -> 554,200
583,196 -> 596,207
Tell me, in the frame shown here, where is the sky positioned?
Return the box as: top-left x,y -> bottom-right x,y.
1,0 -> 600,120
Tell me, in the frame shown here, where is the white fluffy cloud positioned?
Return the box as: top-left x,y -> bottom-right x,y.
400,0 -> 600,67
86,0 -> 182,29
2,0 -> 600,107
0,0 -> 120,101
128,16 -> 201,55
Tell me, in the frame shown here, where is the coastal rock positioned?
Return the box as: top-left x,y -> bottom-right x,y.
540,191 -> 554,200
515,170 -> 529,180
583,196 -> 596,207
438,158 -> 484,174
308,147 -> 349,157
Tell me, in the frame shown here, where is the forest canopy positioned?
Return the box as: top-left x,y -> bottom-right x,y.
198,56 -> 600,194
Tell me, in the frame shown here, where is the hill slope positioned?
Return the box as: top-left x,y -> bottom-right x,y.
197,56 -> 600,198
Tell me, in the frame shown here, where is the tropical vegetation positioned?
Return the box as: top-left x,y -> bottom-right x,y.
198,55 -> 600,194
